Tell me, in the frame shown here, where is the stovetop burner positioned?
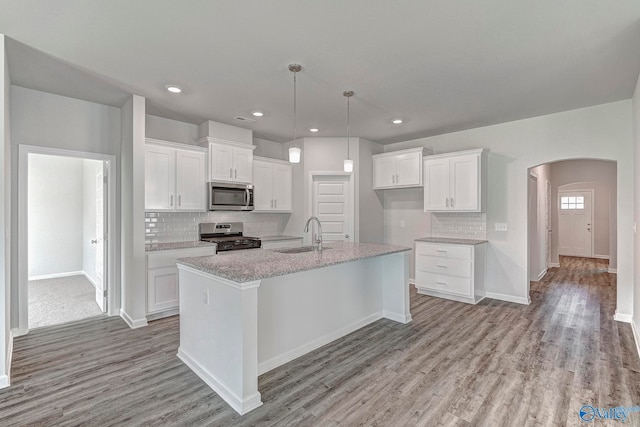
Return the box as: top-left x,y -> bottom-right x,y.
199,222 -> 261,252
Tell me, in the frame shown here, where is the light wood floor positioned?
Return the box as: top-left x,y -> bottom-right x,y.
2,256 -> 639,426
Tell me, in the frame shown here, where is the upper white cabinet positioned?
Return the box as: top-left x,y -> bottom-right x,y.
423,148 -> 487,212
145,139 -> 207,212
372,147 -> 430,189
253,157 -> 293,212
199,137 -> 255,183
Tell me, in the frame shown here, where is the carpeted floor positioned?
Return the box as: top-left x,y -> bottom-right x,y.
28,275 -> 104,329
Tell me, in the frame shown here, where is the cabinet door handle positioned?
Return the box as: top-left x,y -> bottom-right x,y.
435,249 -> 447,253
396,174 -> 399,183
235,169 -> 237,179
170,195 -> 174,206
436,281 -> 447,285
178,195 -> 181,206
274,199 -> 277,208
451,197 -> 454,208
230,168 -> 233,179
436,264 -> 448,268
391,174 -> 395,184
446,197 -> 449,208
271,199 -> 274,208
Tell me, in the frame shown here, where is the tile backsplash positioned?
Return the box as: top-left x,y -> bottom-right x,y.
431,212 -> 486,240
145,211 -> 290,244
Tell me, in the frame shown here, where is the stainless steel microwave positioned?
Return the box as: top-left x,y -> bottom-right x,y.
208,181 -> 254,211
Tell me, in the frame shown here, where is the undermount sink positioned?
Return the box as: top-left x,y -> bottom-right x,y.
273,245 -> 330,254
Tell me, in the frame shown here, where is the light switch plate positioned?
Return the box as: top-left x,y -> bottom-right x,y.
495,223 -> 508,231
400,220 -> 406,228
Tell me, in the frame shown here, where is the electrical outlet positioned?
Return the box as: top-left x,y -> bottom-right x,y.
400,220 -> 406,228
203,289 -> 209,305
495,223 -> 508,231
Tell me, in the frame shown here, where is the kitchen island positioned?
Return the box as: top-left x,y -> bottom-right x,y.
176,242 -> 411,415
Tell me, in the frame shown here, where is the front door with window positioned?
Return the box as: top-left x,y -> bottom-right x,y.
558,191 -> 592,257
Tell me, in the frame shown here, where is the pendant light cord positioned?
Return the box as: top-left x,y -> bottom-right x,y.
293,70 -> 297,144
346,94 -> 350,160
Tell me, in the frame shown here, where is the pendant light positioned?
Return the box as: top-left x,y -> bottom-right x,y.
343,90 -> 354,172
288,64 -> 302,163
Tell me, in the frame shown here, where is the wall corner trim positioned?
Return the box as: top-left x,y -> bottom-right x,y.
120,309 -> 148,329
614,312 -> 633,323
485,292 -> 531,305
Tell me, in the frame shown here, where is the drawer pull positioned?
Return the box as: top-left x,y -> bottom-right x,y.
436,281 -> 447,285
435,249 -> 447,253
436,264 -> 448,268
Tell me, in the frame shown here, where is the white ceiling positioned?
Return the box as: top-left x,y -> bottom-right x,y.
1,0 -> 639,144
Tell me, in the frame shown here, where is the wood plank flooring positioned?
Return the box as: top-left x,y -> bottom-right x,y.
2,256 -> 639,426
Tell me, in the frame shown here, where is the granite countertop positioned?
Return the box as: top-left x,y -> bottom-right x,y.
259,235 -> 303,242
415,237 -> 488,245
177,241 -> 411,283
145,241 -> 217,252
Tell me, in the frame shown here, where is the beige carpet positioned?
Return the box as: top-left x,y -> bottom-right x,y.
29,275 -> 104,329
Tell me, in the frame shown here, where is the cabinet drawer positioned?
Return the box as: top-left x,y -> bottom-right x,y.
416,254 -> 471,278
416,243 -> 471,260
415,272 -> 472,297
147,247 -> 216,268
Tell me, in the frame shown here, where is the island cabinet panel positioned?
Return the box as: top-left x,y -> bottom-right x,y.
146,246 -> 216,318
252,157 -> 292,212
423,148 -> 487,212
145,139 -> 207,212
414,241 -> 486,304
372,147 -> 429,189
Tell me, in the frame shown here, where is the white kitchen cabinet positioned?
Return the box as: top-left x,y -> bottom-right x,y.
414,241 -> 486,304
261,238 -> 303,250
372,147 -> 430,189
200,138 -> 255,183
253,157 -> 292,212
145,139 -> 207,212
146,246 -> 216,318
423,148 -> 487,212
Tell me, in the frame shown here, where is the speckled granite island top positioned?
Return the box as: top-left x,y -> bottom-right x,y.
259,235 -> 303,242
145,241 -> 216,252
415,237 -> 488,245
177,242 -> 410,283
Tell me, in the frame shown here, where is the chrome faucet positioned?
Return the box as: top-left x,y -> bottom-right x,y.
304,216 -> 323,251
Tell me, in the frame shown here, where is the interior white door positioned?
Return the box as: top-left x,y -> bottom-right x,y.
312,175 -> 353,243
545,180 -> 551,267
558,191 -> 592,257
528,174 -> 539,281
95,163 -> 107,312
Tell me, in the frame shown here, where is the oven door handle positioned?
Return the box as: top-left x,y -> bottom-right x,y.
245,188 -> 250,209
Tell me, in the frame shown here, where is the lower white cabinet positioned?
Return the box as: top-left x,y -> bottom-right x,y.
414,241 -> 486,304
146,246 -> 216,317
261,238 -> 303,250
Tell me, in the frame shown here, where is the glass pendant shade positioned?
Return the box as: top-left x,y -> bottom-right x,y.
289,147 -> 301,163
343,158 -> 354,172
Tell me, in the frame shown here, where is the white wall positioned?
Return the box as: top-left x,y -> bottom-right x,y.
27,154 -> 84,277
386,100 -> 633,311
551,160 -> 617,268
529,163 -> 550,281
145,115 -> 198,146
632,72 -> 640,333
0,33 -> 12,387
357,139 -> 384,243
120,95 -> 147,328
83,159 -> 102,284
253,138 -> 284,160
10,86 -> 122,327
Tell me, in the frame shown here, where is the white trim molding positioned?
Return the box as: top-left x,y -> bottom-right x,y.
0,330 -> 13,388
28,271 -> 84,281
614,311 -> 632,323
608,268 -> 617,274
537,269 -> 548,281
549,262 -> 560,268
120,309 -> 148,329
592,254 -> 610,260
486,292 -> 531,305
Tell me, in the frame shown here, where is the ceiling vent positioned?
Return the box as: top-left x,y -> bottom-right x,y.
234,116 -> 256,123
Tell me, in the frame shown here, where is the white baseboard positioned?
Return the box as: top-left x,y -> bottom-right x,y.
120,309 -> 148,329
631,320 -> 640,361
409,278 -> 415,286
178,347 -> 263,415
608,268 -> 617,274
614,311 -> 632,323
537,269 -> 548,281
383,310 -> 412,324
485,292 -> 531,305
592,254 -> 610,260
83,272 -> 97,288
258,312 -> 383,376
146,308 -> 179,321
549,262 -> 560,268
28,270 -> 84,281
1,330 -> 13,388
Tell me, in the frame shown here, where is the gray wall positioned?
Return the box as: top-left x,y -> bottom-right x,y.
145,115 -> 198,146
550,160 -> 617,267
27,154 -> 84,277
634,71 -> 640,335
357,139 -> 384,243
384,100 -> 633,311
1,34 -> 11,386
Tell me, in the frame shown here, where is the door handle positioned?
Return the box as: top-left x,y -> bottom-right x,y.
345,234 -> 349,239
91,239 -> 98,244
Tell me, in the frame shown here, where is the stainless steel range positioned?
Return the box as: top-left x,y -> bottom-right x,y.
199,222 -> 261,252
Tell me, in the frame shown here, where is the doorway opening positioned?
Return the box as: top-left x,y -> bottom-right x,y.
17,146 -> 117,335
527,159 -> 617,293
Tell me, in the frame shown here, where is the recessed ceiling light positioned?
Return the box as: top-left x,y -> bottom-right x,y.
252,111 -> 264,117
392,119 -> 403,124
309,128 -> 319,132
166,85 -> 182,93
